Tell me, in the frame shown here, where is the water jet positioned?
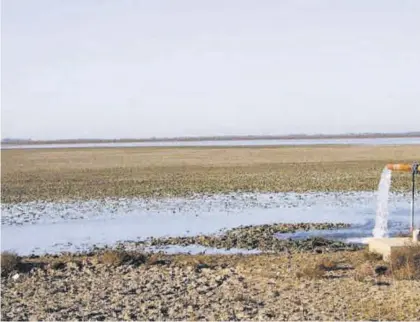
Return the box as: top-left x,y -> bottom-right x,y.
369,162 -> 419,260
386,162 -> 419,233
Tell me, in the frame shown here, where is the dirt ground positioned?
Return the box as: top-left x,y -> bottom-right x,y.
1,250 -> 420,321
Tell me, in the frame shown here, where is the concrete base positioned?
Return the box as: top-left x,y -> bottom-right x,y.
368,237 -> 419,261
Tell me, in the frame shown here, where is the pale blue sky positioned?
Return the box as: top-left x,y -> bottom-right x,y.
1,0 -> 419,140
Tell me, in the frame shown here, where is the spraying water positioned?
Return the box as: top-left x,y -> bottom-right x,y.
372,167 -> 393,238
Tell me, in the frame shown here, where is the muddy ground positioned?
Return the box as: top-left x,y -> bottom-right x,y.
2,249 -> 420,321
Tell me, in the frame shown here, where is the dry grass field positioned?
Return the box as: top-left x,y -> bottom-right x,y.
2,145 -> 420,203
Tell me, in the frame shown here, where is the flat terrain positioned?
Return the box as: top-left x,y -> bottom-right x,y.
2,145 -> 420,321
2,145 -> 420,203
2,251 -> 420,321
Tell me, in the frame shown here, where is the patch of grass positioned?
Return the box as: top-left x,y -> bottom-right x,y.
146,254 -> 172,266
353,262 -> 374,282
347,296 -> 418,321
99,250 -> 147,267
390,243 -> 420,280
172,254 -> 217,268
296,257 -> 343,279
362,249 -> 383,262
296,262 -> 325,279
317,258 -> 339,271
1,251 -> 21,276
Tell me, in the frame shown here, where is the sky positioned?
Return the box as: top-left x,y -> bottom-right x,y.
1,0 -> 419,140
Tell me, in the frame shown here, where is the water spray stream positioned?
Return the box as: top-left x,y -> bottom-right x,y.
372,167 -> 392,238
372,162 -> 419,238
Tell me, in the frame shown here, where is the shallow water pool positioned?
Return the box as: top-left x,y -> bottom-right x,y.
1,191 -> 418,255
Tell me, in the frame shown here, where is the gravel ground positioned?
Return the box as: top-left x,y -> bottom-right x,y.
2,251 -> 420,321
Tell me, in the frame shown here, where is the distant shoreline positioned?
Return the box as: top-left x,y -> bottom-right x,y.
2,132 -> 420,145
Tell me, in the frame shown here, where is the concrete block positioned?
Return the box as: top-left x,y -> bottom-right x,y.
413,229 -> 420,242
367,237 -> 419,261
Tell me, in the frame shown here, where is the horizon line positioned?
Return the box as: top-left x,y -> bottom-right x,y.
2,131 -> 420,145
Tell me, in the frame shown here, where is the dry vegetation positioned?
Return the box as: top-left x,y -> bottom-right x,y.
2,145 -> 419,203
1,252 -> 21,276
2,250 -> 420,320
99,249 -> 147,267
390,243 -> 420,280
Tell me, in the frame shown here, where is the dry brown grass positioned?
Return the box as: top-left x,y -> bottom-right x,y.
2,145 -> 419,203
390,243 -> 420,280
99,250 -> 147,267
317,258 -> 339,271
100,250 -> 128,266
1,252 -> 21,276
296,263 -> 325,279
362,249 -> 383,262
296,257 -> 339,279
346,295 -> 420,321
237,252 -> 419,320
354,262 -> 375,282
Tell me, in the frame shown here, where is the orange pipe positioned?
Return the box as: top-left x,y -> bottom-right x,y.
386,163 -> 413,172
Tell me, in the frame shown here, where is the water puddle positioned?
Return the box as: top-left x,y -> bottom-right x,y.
274,218 -> 409,244
1,192 -> 417,255
3,137 -> 420,150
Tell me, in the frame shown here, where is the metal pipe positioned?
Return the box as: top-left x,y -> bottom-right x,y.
412,170 -> 415,232
411,162 -> 419,232
386,163 -> 413,172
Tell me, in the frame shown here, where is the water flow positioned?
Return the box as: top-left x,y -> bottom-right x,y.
372,167 -> 393,238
